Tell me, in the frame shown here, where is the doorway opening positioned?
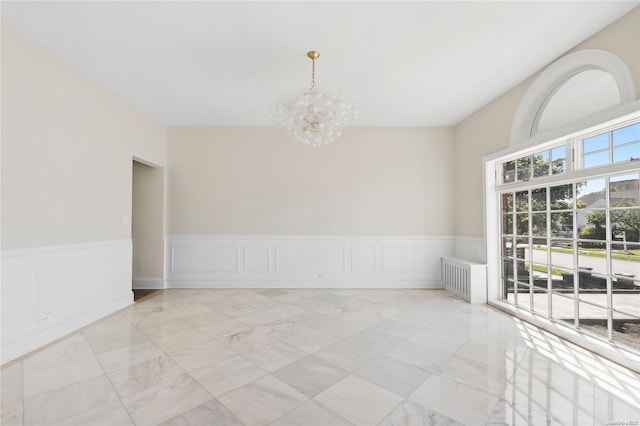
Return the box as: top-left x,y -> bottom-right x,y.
132,159 -> 165,302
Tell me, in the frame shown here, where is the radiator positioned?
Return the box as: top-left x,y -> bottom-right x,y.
441,256 -> 487,304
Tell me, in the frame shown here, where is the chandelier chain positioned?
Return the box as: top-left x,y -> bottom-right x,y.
310,58 -> 316,90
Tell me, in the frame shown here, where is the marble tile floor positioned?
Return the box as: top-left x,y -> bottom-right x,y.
1,288 -> 639,425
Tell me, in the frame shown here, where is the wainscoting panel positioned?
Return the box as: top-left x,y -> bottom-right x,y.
1,267 -> 41,346
350,245 -> 376,273
244,245 -> 269,273
382,245 -> 434,273
454,236 -> 487,264
165,236 -> 455,289
171,243 -> 237,273
1,240 -> 133,364
275,245 -> 345,273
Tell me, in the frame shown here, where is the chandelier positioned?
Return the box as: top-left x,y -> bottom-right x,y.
272,51 -> 357,148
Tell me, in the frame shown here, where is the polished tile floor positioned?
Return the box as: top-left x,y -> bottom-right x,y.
1,289 -> 639,425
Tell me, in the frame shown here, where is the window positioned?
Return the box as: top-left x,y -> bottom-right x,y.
509,50 -> 636,146
501,145 -> 566,184
582,122 -> 640,169
495,117 -> 640,354
535,69 -> 621,133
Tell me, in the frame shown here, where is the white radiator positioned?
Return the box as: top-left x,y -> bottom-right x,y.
441,256 -> 487,304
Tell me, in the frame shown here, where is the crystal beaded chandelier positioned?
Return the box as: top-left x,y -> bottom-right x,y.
272,51 -> 357,148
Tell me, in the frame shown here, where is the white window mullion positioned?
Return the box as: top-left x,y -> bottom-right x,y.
605,176 -> 614,341
572,181 -> 580,328
547,186 -> 553,318
571,137 -> 583,172
609,130 -> 614,165
528,190 -> 534,312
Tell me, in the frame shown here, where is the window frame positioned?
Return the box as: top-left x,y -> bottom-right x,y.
485,109 -> 640,372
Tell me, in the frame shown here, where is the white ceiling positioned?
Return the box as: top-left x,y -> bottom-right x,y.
2,1 -> 638,127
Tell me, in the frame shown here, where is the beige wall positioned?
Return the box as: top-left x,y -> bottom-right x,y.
1,23 -> 167,250
168,127 -> 454,236
453,7 -> 640,238
6,6 -> 638,248
132,161 -> 165,279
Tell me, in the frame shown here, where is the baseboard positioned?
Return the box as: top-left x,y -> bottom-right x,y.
132,278 -> 165,289
165,235 -> 454,289
1,239 -> 133,365
166,279 -> 443,289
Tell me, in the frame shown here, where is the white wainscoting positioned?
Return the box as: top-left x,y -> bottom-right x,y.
454,236 -> 487,264
165,235 -> 455,289
1,239 -> 133,364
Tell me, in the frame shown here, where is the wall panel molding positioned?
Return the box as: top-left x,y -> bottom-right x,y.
165,235 -> 454,288
1,239 -> 133,364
